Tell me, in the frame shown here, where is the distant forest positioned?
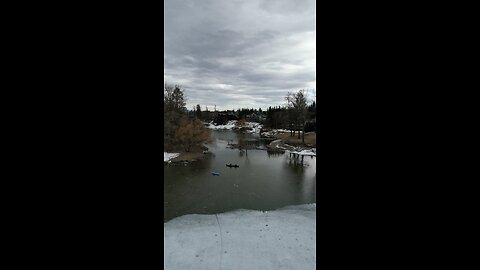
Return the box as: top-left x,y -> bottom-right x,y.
188,97 -> 316,133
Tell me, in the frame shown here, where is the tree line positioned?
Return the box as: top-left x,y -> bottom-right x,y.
188,99 -> 315,133
164,84 -> 316,147
283,90 -> 316,143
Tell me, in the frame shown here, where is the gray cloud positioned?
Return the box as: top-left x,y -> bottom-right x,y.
164,0 -> 316,111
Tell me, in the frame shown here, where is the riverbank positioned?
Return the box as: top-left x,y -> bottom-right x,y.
205,120 -> 316,147
265,132 -> 316,156
165,145 -> 213,164
272,132 -> 316,147
164,152 -> 180,162
206,120 -> 263,134
165,125 -> 316,164
170,151 -> 212,163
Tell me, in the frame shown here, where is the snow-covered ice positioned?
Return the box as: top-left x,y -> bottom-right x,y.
164,152 -> 180,162
164,204 -> 316,270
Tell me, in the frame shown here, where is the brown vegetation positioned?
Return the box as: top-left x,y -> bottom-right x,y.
274,132 -> 316,147
175,119 -> 213,152
164,83 -> 213,153
235,118 -> 246,127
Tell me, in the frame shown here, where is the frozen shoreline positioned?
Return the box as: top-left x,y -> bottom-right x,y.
164,204 -> 316,270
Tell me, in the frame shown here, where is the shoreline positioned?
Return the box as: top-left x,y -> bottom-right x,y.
165,150 -> 214,164
165,126 -> 316,164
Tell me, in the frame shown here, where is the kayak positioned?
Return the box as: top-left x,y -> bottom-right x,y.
226,164 -> 239,168
211,172 -> 220,176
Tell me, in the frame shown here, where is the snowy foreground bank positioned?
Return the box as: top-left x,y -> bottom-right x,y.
164,152 -> 180,162
164,204 -> 316,270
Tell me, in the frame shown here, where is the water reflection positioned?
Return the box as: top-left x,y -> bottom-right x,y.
286,157 -> 305,174
266,151 -> 284,158
164,130 -> 316,222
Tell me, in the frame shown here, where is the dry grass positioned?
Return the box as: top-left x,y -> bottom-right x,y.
274,132 -> 316,146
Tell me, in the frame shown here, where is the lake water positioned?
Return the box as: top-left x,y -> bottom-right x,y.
164,130 -> 316,222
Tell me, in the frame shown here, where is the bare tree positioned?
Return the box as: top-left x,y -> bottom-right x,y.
286,90 -> 308,144
196,104 -> 202,119
175,119 -> 213,152
164,83 -> 187,148
164,83 -> 186,114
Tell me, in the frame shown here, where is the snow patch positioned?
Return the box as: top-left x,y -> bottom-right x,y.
206,121 -> 263,134
261,128 -> 289,137
244,122 -> 263,133
164,152 -> 180,162
206,120 -> 237,130
287,149 -> 316,156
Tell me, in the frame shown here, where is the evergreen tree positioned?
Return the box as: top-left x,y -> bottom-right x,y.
196,104 -> 202,119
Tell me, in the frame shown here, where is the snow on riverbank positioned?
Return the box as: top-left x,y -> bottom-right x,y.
164,204 -> 316,270
206,120 -> 237,130
288,148 -> 316,156
164,152 -> 180,162
206,120 -> 263,134
244,121 -> 262,133
261,129 -> 289,137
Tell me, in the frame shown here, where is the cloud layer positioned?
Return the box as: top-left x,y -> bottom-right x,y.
164,0 -> 316,111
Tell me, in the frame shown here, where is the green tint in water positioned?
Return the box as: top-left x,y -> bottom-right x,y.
164,130 -> 316,222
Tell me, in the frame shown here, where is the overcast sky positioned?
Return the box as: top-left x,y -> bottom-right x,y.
164,0 -> 316,111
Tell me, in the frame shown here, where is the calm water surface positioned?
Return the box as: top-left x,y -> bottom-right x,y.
164,130 -> 316,222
